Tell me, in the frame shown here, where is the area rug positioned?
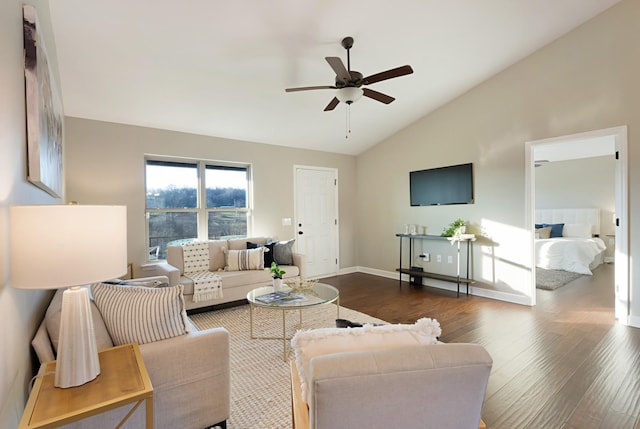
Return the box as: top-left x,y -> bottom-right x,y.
536,267 -> 583,290
190,303 -> 386,429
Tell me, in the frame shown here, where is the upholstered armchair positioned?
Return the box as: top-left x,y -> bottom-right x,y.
289,322 -> 492,429
31,277 -> 231,429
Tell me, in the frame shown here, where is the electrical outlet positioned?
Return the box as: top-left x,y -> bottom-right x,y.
424,253 -> 430,262
436,254 -> 442,263
447,256 -> 453,264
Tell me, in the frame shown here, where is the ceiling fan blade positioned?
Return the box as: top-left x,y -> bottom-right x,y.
324,97 -> 340,111
362,65 -> 414,85
363,88 -> 395,104
325,57 -> 351,82
285,85 -> 335,92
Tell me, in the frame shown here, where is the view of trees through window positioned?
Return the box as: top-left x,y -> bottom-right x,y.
145,159 -> 249,260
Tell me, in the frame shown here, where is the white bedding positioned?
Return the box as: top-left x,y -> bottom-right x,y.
535,237 -> 606,275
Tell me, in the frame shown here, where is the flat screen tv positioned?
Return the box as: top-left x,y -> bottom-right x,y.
410,163 -> 474,206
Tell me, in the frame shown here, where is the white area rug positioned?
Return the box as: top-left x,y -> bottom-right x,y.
190,304 -> 386,429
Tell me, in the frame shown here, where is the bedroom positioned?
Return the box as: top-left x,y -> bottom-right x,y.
533,134 -> 616,305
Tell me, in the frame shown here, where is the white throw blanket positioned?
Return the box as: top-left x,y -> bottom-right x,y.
182,241 -> 223,302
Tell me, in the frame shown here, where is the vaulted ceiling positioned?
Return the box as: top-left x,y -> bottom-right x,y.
49,0 -> 621,155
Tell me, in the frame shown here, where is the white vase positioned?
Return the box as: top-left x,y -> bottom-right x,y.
273,278 -> 283,292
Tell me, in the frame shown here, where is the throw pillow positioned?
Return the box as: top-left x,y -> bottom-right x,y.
247,241 -> 275,267
272,239 -> 295,265
224,247 -> 265,271
291,317 -> 441,404
92,283 -> 189,346
541,223 -> 564,238
535,227 -> 551,239
562,223 -> 592,238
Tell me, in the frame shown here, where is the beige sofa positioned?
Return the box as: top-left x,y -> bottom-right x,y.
291,343 -> 492,429
151,237 -> 304,310
31,280 -> 230,429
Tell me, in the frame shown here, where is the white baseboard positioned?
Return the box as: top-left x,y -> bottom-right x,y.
627,315 -> 640,328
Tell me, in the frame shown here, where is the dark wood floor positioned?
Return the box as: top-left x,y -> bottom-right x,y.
320,264 -> 640,429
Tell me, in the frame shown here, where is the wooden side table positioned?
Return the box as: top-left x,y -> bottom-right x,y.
20,343 -> 154,429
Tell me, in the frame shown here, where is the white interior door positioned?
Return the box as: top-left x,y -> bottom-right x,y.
294,166 -> 338,278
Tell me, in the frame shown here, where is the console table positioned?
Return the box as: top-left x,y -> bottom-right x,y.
396,233 -> 475,297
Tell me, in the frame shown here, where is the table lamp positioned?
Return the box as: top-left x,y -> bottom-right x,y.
10,204 -> 127,388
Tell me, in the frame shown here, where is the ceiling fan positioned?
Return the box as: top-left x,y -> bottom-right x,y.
285,36 -> 414,111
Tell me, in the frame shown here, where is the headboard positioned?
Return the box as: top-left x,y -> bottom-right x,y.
535,208 -> 601,236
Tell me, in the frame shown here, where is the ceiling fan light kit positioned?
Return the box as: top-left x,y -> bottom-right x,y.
336,87 -> 363,104
285,36 -> 414,111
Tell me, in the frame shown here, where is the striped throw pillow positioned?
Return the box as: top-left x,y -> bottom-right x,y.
224,247 -> 265,271
92,283 -> 189,346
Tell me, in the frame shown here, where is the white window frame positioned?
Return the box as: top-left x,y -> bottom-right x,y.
144,156 -> 253,262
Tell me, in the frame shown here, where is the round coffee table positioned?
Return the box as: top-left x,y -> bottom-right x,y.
246,283 -> 340,361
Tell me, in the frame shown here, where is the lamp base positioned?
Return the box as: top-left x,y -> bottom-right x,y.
55,286 -> 101,388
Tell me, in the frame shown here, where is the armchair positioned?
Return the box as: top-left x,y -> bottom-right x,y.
31,277 -> 230,429
290,343 -> 492,429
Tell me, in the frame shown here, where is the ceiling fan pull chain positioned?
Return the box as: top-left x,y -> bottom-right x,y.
345,105 -> 351,139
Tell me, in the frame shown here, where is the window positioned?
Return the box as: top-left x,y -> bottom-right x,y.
145,158 -> 250,260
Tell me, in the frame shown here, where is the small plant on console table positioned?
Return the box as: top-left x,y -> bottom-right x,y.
270,262 -> 286,291
442,218 -> 466,238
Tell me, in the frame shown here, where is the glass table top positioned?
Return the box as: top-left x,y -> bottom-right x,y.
247,283 -> 339,309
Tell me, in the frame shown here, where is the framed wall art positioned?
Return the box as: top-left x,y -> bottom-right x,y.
23,4 -> 63,198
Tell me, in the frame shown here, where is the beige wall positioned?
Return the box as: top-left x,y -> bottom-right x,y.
64,118 -> 357,274
0,1 -> 62,427
536,156 -> 616,236
356,0 -> 639,309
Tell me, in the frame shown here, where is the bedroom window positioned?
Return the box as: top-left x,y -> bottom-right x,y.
145,158 -> 251,261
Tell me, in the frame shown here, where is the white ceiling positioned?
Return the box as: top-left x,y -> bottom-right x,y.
48,0 -> 621,156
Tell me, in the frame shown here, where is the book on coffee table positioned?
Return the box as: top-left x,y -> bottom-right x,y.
256,291 -> 307,304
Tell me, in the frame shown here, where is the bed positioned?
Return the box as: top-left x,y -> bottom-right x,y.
535,208 -> 606,275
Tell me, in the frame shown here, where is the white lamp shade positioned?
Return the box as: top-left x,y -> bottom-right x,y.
10,205 -> 127,289
336,87 -> 363,104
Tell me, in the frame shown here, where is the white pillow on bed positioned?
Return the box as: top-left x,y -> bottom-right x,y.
562,223 -> 592,238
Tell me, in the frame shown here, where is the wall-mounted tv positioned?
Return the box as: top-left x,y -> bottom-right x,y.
410,163 -> 474,206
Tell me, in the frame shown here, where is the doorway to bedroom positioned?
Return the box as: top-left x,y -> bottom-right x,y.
526,126 -> 629,325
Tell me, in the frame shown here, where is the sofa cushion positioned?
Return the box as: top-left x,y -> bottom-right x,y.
224,248 -> 266,271
272,239 -> 295,265
208,240 -> 228,271
45,288 -> 114,354
92,283 -> 190,346
291,318 -> 441,403
179,266 -> 299,296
